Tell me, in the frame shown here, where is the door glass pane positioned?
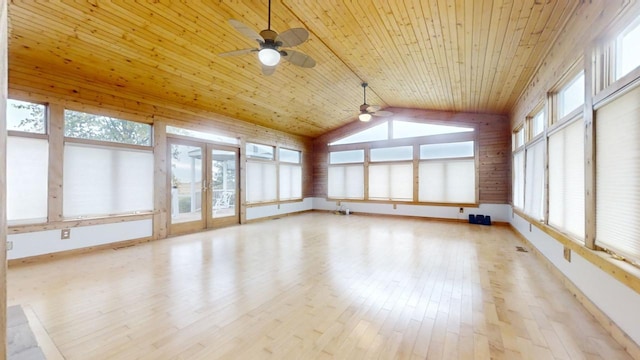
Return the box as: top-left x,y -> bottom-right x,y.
212,149 -> 237,219
171,144 -> 203,224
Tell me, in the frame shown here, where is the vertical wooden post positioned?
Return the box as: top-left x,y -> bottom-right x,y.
0,0 -> 9,358
48,103 -> 65,222
153,120 -> 168,239
239,137 -> 247,224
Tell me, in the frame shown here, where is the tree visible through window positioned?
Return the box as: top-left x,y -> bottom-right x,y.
64,110 -> 152,146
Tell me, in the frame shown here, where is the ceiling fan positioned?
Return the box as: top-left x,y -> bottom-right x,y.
358,82 -> 392,122
219,0 -> 316,76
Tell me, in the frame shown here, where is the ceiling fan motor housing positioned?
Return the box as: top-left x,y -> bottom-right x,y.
260,29 -> 278,41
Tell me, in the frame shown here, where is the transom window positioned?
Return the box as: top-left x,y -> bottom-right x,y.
64,110 -> 152,146
7,99 -> 46,134
558,72 -> 585,119
166,125 -> 238,145
616,16 -> 640,80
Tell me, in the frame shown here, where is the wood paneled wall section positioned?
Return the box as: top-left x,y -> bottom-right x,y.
313,108 -> 510,204
1,0 -> 8,357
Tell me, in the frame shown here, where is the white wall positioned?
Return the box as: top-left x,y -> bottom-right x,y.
312,197 -> 510,222
7,219 -> 152,260
246,197 -> 313,221
511,212 -> 640,345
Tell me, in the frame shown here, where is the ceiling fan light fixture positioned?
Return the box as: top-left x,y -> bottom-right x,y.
359,113 -> 372,122
258,48 -> 280,66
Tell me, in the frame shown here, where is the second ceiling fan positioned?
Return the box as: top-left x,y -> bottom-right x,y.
357,82 -> 392,122
219,0 -> 316,75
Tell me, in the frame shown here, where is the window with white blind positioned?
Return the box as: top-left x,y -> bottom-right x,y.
246,161 -> 277,203
523,141 -> 545,220
513,151 -> 525,209
418,141 -> 475,203
63,143 -> 154,217
419,160 -> 475,203
595,84 -> 640,263
7,136 -> 49,224
328,165 -> 364,199
369,163 -> 413,201
279,148 -> 302,201
548,119 -> 584,238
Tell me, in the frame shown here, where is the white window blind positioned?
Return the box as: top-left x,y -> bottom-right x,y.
596,84 -> 640,263
524,141 -> 545,220
279,164 -> 302,201
368,163 -> 413,201
513,151 -> 525,209
246,161 -> 277,203
328,165 -> 364,199
63,143 -> 153,217
548,120 -> 584,238
7,136 -> 49,224
419,159 -> 475,203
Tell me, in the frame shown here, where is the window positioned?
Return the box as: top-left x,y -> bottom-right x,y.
530,109 -> 545,138
7,99 -> 46,134
329,122 -> 388,145
328,165 -> 364,199
548,119 -> 584,238
327,120 -> 476,203
246,143 -> 274,160
392,120 -> 473,139
595,84 -> 640,264
418,141 -> 475,203
368,146 -> 413,201
63,111 -> 153,217
246,161 -> 277,203
7,137 -> 49,224
558,72 -> 585,119
246,145 -> 302,203
513,151 -> 525,209
166,125 -> 238,145
328,149 -> 365,199
6,99 -> 49,224
513,127 -> 525,150
64,110 -> 151,146
329,150 -> 365,164
616,17 -> 640,79
279,148 -> 302,201
370,146 -> 412,162
523,141 -> 545,221
63,143 -> 153,217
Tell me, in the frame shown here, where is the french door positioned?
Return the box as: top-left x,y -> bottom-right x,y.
168,139 -> 239,235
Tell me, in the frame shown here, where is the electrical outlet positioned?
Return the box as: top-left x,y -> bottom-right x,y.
459,207 -> 464,213
61,228 -> 71,239
6,241 -> 13,251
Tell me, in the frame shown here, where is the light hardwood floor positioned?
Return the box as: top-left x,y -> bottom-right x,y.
7,212 -> 633,359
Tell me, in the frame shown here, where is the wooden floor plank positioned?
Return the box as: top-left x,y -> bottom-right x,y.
6,213 -> 633,359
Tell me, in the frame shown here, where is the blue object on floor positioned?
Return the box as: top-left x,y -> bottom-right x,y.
475,215 -> 485,224
468,214 -> 475,224
483,215 -> 492,226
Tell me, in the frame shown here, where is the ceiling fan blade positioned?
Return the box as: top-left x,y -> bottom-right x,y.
282,50 -> 316,68
219,48 -> 257,57
262,64 -> 277,76
229,19 -> 264,44
372,110 -> 393,117
366,105 -> 381,112
276,28 -> 309,47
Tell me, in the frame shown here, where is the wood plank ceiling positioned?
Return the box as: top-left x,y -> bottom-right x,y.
7,0 -> 575,138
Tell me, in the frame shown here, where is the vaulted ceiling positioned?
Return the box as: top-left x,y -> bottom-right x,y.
8,0 -> 576,138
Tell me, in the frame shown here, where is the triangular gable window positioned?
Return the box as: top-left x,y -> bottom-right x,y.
392,120 -> 473,139
329,122 -> 388,145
